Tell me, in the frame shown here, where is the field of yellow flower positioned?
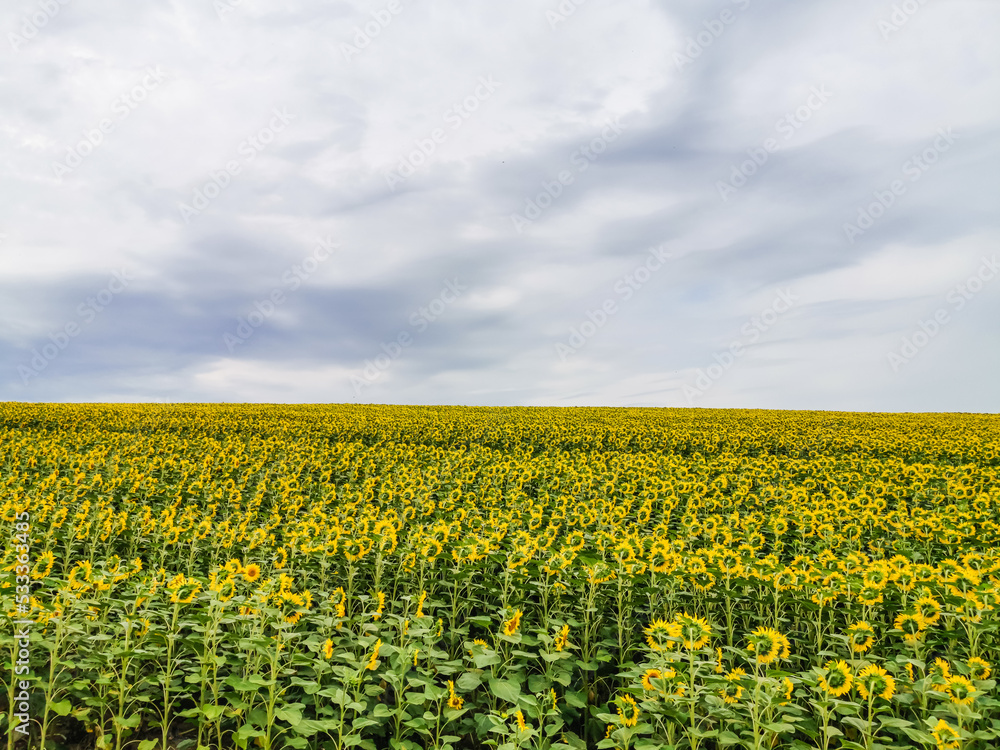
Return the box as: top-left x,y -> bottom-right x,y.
2,404 -> 1000,750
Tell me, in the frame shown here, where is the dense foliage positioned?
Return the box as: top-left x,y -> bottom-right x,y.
2,404 -> 1000,750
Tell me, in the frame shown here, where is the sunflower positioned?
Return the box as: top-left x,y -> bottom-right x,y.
502,609 -> 523,637
224,558 -> 243,575
169,578 -> 202,605
931,719 -> 961,750
446,680 -> 464,710
855,664 -> 895,701
332,587 -> 347,620
818,660 -> 853,697
915,595 -> 942,626
615,694 -> 639,727
209,574 -> 238,603
366,639 -> 381,671
278,591 -> 306,624
929,658 -> 952,689
644,618 -> 681,651
720,668 -> 746,704
857,587 -> 884,606
641,668 -> 662,691
893,612 -> 925,643
322,639 -> 334,660
372,591 -> 385,621
31,550 -> 55,580
675,612 -> 712,650
67,561 -> 93,590
942,675 -> 977,705
514,709 -> 527,732
846,621 -> 875,654
746,626 -> 790,665
967,656 -> 991,680
553,623 -> 570,652
780,676 -> 794,704
863,562 -> 891,589
243,563 -> 262,583
415,590 -> 427,618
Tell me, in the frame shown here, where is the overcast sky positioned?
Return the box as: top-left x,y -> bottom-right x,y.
2,0 -> 998,411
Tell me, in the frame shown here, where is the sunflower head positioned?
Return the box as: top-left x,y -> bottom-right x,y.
856,664 -> 895,701
893,612 -> 925,643
674,612 -> 712,650
644,618 -> 681,651
614,694 -> 639,727
720,668 -> 746,704
846,621 -> 875,654
818,660 -> 853,697
929,657 -> 952,688
641,668 -> 662,692
942,675 -> 977,705
967,656 -> 991,681
746,626 -> 790,665
931,719 -> 961,750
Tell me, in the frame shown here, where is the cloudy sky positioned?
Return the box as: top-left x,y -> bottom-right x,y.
2,0 -> 998,411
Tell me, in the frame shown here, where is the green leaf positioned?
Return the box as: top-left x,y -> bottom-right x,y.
878,716 -> 913,729
235,724 -> 266,741
137,741 -> 159,750
901,727 -> 936,746
474,651 -> 503,668
527,674 -> 550,693
489,677 -> 521,703
275,705 -> 303,726
49,699 -> 73,716
842,716 -> 871,734
456,672 -> 482,691
764,722 -> 796,734
201,704 -> 226,721
224,675 -> 261,692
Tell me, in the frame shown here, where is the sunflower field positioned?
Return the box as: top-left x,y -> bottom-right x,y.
3,404 -> 1000,750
